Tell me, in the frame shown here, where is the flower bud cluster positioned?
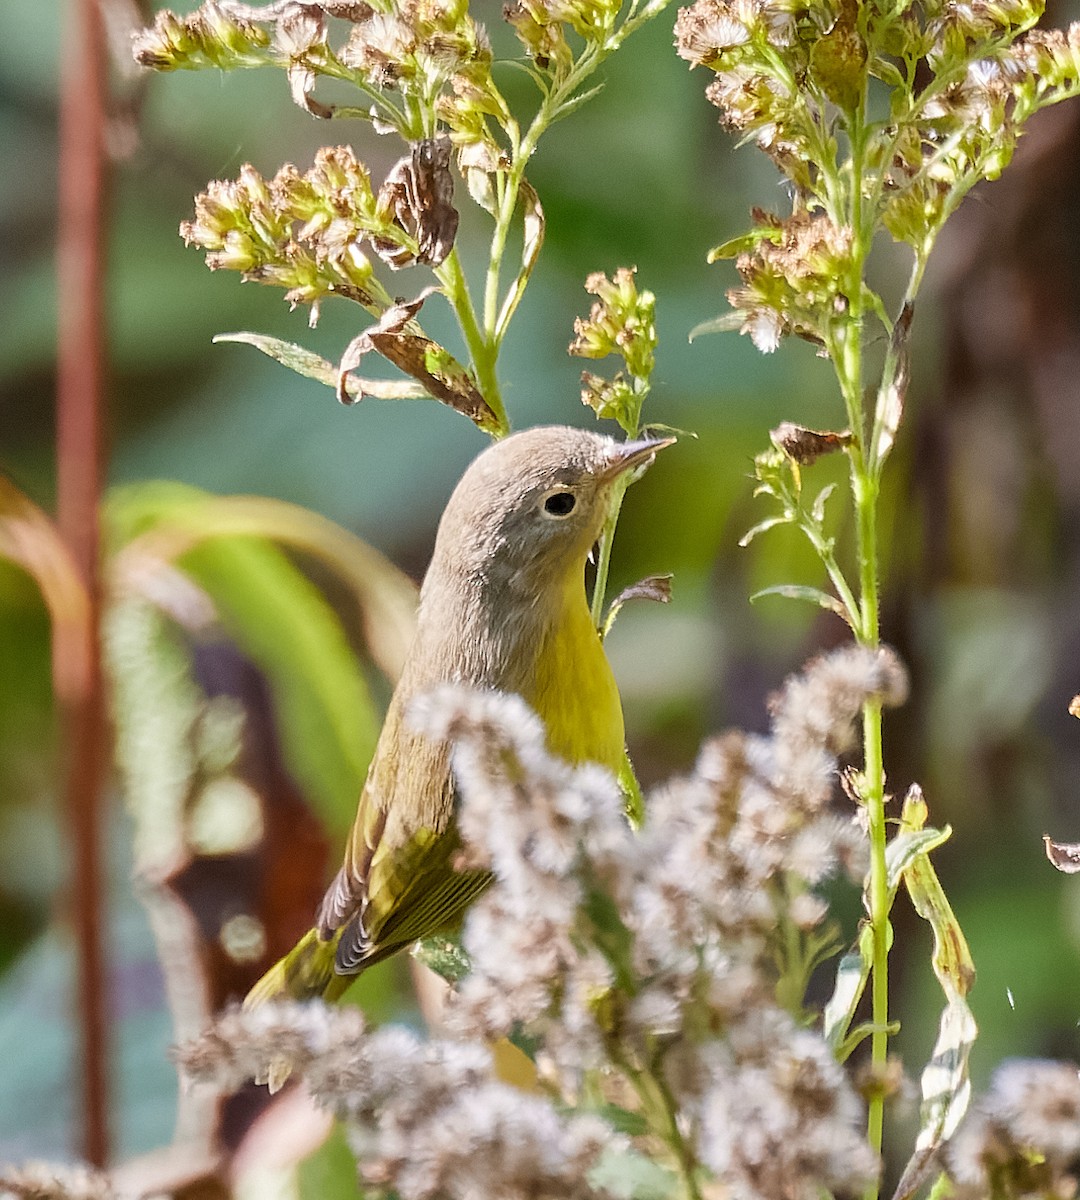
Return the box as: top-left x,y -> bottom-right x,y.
183,138 -> 471,315
676,0 -> 1080,350
569,268 -> 657,433
132,3 -> 273,71
181,154 -> 383,313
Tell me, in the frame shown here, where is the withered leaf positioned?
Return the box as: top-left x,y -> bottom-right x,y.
1044,835 -> 1080,873
770,421 -> 853,465
614,574 -> 673,607
335,289 -> 437,403
287,62 -> 334,117
334,289 -> 499,430
603,574 -> 673,637
373,135 -> 459,269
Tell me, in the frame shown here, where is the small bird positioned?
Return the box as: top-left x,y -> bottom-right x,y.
247,425 -> 670,1003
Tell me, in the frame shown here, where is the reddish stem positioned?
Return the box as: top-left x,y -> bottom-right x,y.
56,0 -> 111,1167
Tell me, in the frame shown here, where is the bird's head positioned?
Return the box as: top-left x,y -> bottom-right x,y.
431,425 -> 673,595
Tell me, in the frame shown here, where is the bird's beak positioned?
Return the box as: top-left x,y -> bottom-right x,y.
600,436 -> 676,482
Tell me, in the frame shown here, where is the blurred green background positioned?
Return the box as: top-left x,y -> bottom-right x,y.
5,0 -> 1080,1182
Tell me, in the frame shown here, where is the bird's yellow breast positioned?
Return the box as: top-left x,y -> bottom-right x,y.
526,578 -> 625,775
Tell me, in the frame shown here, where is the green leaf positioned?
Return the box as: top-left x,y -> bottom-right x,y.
412,935 -> 472,984
706,227 -> 779,262
494,179 -> 546,341
588,1103 -> 649,1137
738,515 -> 790,547
811,482 -> 837,525
749,584 -> 852,626
885,825 -> 952,894
297,1120 -> 363,1200
214,332 -> 428,400
107,483 -> 392,839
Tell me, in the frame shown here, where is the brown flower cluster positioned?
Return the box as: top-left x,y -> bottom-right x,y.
726,210 -> 854,353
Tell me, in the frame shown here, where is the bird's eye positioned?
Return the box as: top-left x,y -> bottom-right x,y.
542,490 -> 576,517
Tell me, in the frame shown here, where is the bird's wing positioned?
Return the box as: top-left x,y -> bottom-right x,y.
334,826 -> 491,973
316,712 -> 488,974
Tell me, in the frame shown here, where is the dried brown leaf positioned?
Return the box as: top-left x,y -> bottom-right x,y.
770,421 -> 853,465
1044,835 -> 1080,873
373,135 -> 459,269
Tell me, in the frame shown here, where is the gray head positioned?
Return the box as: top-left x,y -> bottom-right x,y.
427,425 -> 671,597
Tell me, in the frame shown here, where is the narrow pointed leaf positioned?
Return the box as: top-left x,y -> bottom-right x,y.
214,332 -> 427,400
749,584 -> 853,626
739,515 -> 790,547
688,312 -> 744,341
495,179 -> 545,341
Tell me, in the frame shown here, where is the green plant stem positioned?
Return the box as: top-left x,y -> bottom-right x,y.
590,472 -> 629,631
839,86 -> 892,1186
618,1051 -> 703,1200
438,248 -> 509,436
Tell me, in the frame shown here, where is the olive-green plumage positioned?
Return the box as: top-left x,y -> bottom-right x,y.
246,425 -> 668,1006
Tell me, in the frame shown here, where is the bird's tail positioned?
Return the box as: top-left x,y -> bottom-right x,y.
245,927 -> 352,1007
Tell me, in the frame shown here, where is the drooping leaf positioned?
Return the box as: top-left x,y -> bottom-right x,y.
603,573 -> 673,636
0,476 -> 90,702
495,179 -> 545,341
892,786 -> 977,1200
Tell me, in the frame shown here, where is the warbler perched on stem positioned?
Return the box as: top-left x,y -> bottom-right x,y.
247,425 -> 670,1004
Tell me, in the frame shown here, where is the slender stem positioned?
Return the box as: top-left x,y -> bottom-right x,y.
840,82 -> 892,1188
57,0 -> 111,1167
590,474 -> 629,631
437,248 -> 508,435
615,1047 -> 703,1200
